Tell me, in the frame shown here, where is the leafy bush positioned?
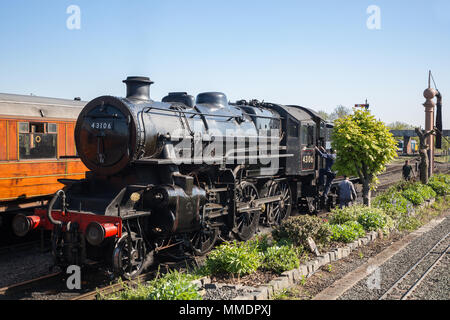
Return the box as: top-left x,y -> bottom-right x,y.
329,221 -> 366,243
397,215 -> 422,232
402,184 -> 437,205
357,207 -> 393,233
414,184 -> 437,200
402,189 -> 425,205
106,271 -> 201,300
373,191 -> 409,215
272,215 -> 332,247
263,245 -> 300,274
428,180 -> 450,196
205,241 -> 263,276
247,234 -> 273,252
432,174 -> 450,185
329,206 -> 360,225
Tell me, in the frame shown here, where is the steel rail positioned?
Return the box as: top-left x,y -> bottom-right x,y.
401,242 -> 450,300
0,272 -> 62,297
71,267 -> 172,301
379,232 -> 450,300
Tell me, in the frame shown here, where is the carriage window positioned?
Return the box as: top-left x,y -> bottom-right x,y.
19,122 -> 29,133
301,123 -> 315,146
19,122 -> 57,160
48,123 -> 57,133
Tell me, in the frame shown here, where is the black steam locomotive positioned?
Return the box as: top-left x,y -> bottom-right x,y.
17,77 -> 339,278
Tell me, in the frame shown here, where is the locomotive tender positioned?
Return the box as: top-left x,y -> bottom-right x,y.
14,77 -> 338,278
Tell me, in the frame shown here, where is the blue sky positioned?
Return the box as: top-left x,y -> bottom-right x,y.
0,0 -> 449,128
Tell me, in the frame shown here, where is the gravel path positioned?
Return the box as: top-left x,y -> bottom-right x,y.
339,215 -> 450,300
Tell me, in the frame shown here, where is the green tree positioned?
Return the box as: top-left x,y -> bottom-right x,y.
317,110 -> 330,120
387,121 -> 415,130
332,109 -> 398,206
330,105 -> 352,121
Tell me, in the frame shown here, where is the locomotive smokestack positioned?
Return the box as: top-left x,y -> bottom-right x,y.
123,76 -> 154,101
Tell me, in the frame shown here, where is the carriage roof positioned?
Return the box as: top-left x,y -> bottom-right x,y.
0,93 -> 86,120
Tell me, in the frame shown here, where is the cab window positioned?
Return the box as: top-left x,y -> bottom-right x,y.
18,122 -> 57,160
301,123 -> 315,146
288,119 -> 299,137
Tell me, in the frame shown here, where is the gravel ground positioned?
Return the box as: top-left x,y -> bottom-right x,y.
0,247 -> 54,288
380,234 -> 450,300
339,215 -> 450,300
407,244 -> 450,300
202,284 -> 255,300
273,231 -> 406,300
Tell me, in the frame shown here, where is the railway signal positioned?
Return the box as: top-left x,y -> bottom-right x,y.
355,99 -> 370,110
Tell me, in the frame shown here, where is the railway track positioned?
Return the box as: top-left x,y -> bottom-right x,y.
71,257 -> 201,300
0,272 -> 62,299
379,232 -> 450,300
71,271 -> 157,300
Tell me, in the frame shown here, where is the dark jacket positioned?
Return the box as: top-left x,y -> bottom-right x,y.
339,179 -> 357,201
317,150 -> 336,173
403,165 -> 413,179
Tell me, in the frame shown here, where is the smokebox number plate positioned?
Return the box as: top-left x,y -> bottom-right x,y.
91,121 -> 114,131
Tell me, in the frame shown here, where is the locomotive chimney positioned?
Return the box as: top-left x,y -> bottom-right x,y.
123,76 -> 154,101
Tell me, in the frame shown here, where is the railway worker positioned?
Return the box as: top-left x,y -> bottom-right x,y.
339,176 -> 357,208
315,146 -> 337,198
403,160 -> 414,181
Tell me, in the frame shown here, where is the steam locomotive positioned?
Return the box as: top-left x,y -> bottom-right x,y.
13,77 -> 339,279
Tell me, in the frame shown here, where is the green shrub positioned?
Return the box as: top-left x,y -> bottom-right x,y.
329,221 -> 366,243
106,271 -> 201,300
272,215 -> 332,247
427,180 -> 450,196
402,184 -> 437,205
397,215 -> 422,232
415,184 -> 437,200
357,207 -> 393,233
373,191 -> 409,215
205,241 -> 263,276
247,234 -> 273,252
402,189 -> 425,205
431,174 -> 450,185
329,206 -> 361,225
263,245 -> 300,274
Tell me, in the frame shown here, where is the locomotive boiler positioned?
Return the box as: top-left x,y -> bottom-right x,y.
16,76 -> 338,279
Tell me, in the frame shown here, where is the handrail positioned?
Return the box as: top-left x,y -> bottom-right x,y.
142,106 -> 282,121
